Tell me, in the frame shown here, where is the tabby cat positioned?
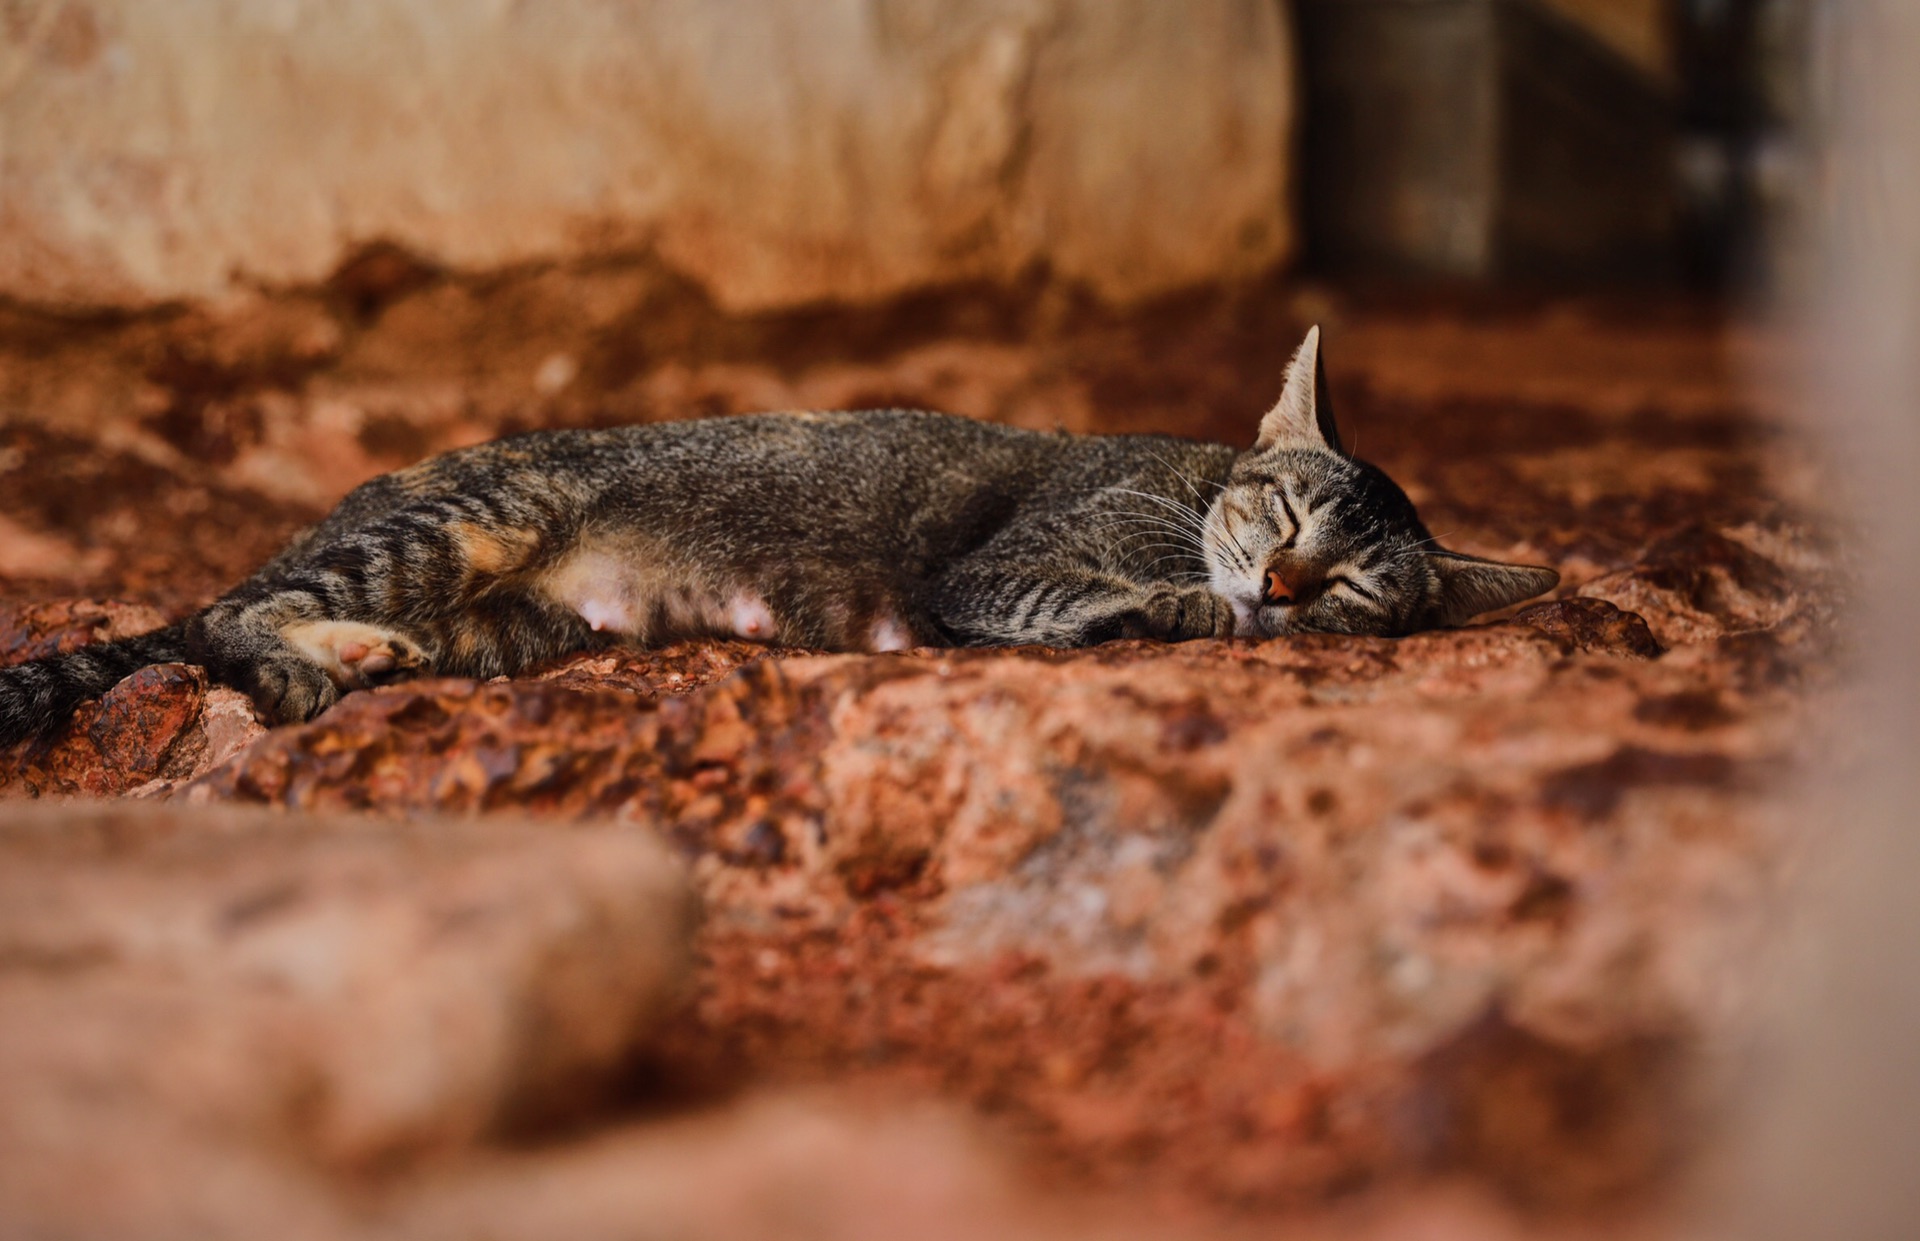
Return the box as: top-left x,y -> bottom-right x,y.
0,328 -> 1557,745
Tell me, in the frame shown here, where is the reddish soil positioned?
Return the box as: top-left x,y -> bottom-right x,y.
0,268 -> 1834,1240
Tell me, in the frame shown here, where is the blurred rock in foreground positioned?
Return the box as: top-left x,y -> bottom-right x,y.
0,801 -> 693,1239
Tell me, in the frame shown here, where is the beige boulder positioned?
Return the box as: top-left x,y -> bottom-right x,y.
0,0 -> 1293,310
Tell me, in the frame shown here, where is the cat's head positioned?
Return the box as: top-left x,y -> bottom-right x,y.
1202,327 -> 1558,638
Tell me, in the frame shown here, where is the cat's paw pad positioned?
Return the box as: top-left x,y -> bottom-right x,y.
282,621 -> 432,690
334,632 -> 429,686
1138,588 -> 1236,642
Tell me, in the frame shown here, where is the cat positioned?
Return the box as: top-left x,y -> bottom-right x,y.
0,327 -> 1557,746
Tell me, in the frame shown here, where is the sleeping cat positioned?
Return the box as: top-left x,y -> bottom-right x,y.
0,327 -> 1556,745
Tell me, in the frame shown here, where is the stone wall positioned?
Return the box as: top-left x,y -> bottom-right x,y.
0,0 -> 1294,311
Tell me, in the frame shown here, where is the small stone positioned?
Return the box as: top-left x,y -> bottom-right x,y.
1512,597 -> 1663,659
88,664 -> 207,786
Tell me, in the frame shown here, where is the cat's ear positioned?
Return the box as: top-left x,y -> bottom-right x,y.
1426,550 -> 1560,626
1255,325 -> 1345,455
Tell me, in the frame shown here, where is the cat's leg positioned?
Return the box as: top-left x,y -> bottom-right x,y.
192,497 -> 596,724
930,556 -> 1235,647
196,579 -> 603,724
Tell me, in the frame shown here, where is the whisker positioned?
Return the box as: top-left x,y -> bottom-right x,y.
1166,476 -> 1257,567
1108,487 -> 1206,518
1088,529 -> 1202,562
1142,448 -> 1219,509
1087,511 -> 1203,577
1218,518 -> 1254,565
1085,479 -> 1264,590
1085,515 -> 1199,539
1134,545 -> 1206,564
1138,567 -> 1213,586
1209,516 -> 1254,570
1108,490 -> 1211,537
1121,543 -> 1206,562
1086,506 -> 1198,528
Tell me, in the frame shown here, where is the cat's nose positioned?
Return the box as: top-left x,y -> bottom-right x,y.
1263,568 -> 1295,605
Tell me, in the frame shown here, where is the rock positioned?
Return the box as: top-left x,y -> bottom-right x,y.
1408,1009 -> 1688,1209
386,1097 -> 1038,1241
197,687 -> 272,774
1511,597 -> 1663,658
1577,524 -> 1813,645
381,1099 -> 1637,1241
0,598 -> 173,666
0,801 -> 694,1208
1,1112 -> 351,1241
88,663 -> 207,782
6,1084 -> 1579,1241
0,0 -> 1292,311
526,640 -> 795,700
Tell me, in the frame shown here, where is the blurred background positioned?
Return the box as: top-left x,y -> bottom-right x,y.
0,0 -> 1806,307
5,3 -> 1916,1241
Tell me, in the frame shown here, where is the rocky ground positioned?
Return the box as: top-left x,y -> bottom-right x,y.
0,269 -> 1837,1239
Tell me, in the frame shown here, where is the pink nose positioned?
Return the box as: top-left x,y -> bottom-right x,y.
1263,568 -> 1294,605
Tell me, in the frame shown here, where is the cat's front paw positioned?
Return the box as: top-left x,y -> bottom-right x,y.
1133,587 -> 1236,642
242,655 -> 341,725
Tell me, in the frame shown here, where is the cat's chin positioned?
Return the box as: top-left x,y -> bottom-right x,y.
1225,596 -> 1268,638
1248,603 -> 1309,639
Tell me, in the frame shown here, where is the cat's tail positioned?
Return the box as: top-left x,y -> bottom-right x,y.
0,623 -> 193,747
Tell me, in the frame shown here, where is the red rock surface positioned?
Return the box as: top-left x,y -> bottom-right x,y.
0,283 -> 1832,1239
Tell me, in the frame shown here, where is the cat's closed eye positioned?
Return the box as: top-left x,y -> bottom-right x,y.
1268,490 -> 1300,539
1331,575 -> 1385,605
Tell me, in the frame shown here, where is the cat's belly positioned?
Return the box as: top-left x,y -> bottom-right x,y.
537,545 -> 918,652
539,547 -> 762,643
